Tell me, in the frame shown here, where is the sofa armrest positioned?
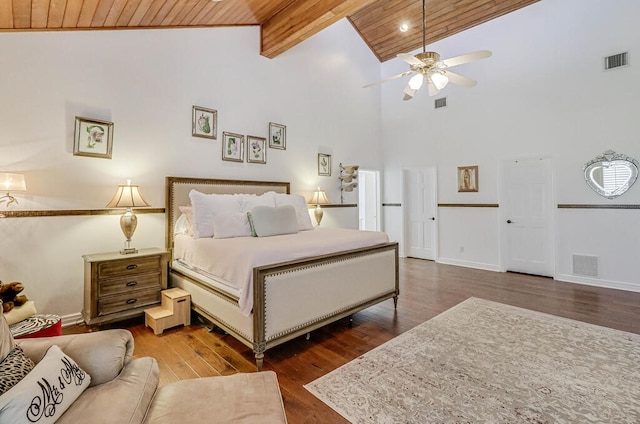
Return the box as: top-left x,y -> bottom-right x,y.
16,329 -> 134,387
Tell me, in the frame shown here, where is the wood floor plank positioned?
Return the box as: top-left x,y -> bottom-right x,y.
65,258 -> 640,423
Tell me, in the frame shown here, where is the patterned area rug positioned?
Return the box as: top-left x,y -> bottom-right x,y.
304,297 -> 640,423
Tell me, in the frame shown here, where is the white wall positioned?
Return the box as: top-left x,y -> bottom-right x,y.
381,0 -> 640,289
0,20 -> 381,320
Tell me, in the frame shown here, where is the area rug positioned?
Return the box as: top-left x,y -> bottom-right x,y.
304,297 -> 640,423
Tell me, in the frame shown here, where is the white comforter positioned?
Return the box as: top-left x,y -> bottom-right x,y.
173,227 -> 390,315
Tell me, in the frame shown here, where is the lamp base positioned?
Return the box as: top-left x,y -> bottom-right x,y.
120,247 -> 138,255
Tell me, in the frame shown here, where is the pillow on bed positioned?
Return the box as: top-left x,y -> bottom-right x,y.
188,190 -> 242,238
212,212 -> 252,239
274,193 -> 314,230
247,205 -> 299,237
239,192 -> 276,213
174,214 -> 191,235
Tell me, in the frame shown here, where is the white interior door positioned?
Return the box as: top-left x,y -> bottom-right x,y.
502,158 -> 554,277
358,170 -> 380,231
404,168 -> 437,260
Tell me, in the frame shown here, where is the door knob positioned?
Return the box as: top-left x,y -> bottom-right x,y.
430,217 -> 435,221
506,219 -> 514,224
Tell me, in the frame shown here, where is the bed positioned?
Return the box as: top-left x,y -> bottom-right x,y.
165,176 -> 399,370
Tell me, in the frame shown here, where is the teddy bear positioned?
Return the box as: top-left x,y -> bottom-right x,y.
0,281 -> 28,313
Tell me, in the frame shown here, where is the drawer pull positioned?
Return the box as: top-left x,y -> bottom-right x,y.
126,264 -> 138,270
177,299 -> 186,303
126,281 -> 138,287
126,299 -> 137,305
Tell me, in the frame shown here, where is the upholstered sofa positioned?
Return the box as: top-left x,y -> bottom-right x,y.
0,311 -> 288,423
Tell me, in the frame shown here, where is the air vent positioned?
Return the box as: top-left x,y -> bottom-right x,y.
572,254 -> 598,277
434,97 -> 447,109
604,52 -> 628,70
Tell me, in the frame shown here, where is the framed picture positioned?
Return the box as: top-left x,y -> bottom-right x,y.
269,122 -> 286,150
247,136 -> 266,164
222,132 -> 244,162
192,106 -> 217,139
458,165 -> 479,192
73,116 -> 114,159
318,153 -> 331,176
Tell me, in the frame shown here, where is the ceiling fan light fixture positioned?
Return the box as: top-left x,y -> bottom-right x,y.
408,73 -> 424,90
403,85 -> 417,99
430,72 -> 449,90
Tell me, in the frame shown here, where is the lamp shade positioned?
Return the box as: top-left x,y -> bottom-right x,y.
310,188 -> 329,205
106,182 -> 149,208
0,173 -> 26,192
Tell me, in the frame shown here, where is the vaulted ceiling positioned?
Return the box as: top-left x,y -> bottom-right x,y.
0,0 -> 540,62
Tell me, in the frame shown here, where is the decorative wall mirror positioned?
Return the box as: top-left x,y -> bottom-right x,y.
583,150 -> 639,199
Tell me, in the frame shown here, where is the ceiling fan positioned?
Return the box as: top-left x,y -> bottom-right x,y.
363,0 -> 492,101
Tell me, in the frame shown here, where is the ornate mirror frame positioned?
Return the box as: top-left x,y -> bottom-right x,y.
583,150 -> 639,199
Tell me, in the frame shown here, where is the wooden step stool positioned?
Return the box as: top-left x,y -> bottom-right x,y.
145,288 -> 191,335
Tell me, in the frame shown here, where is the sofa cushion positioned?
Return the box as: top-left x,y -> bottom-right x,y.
143,371 -> 288,424
0,345 -> 90,424
0,346 -> 34,395
56,357 -> 159,424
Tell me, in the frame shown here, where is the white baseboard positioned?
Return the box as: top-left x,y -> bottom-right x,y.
436,258 -> 501,273
60,312 -> 84,328
555,274 -> 640,293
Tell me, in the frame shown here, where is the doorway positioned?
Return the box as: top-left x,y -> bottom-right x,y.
501,157 -> 554,277
358,170 -> 380,231
403,168 -> 437,260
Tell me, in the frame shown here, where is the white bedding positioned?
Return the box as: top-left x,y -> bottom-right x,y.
173,227 -> 390,315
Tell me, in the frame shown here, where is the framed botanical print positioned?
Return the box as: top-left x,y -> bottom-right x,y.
222,132 -> 244,162
247,136 -> 266,164
318,153 -> 331,176
458,165 -> 478,192
73,116 -> 114,159
269,122 -> 286,150
192,106 -> 217,139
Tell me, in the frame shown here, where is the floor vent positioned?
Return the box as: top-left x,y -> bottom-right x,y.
572,254 -> 598,277
604,52 -> 628,70
434,97 -> 447,109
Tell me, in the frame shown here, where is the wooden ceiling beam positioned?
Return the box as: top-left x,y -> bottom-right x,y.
261,0 -> 377,59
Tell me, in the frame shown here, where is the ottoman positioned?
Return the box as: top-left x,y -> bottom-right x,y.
143,371 -> 288,423
9,313 -> 62,339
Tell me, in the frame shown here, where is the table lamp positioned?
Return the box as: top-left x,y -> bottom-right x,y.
310,187 -> 329,225
106,180 -> 149,254
0,173 -> 26,207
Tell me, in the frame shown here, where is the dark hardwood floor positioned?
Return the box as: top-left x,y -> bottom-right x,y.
69,258 -> 640,423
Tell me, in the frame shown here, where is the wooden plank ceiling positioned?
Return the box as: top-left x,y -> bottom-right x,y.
0,0 -> 539,61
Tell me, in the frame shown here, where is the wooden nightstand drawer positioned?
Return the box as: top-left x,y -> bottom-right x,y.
98,273 -> 162,297
98,289 -> 162,316
97,255 -> 162,279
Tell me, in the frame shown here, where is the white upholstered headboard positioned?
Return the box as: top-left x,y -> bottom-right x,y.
165,177 -> 290,250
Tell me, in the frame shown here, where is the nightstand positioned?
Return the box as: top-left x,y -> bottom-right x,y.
82,247 -> 169,326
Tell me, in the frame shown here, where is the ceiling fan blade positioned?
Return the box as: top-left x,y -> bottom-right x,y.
402,85 -> 416,101
444,70 -> 477,88
397,53 -> 426,67
362,70 -> 414,88
427,79 -> 441,96
441,50 -> 492,68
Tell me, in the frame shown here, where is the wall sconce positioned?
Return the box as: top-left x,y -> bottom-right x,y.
309,187 -> 329,225
0,173 -> 27,207
106,180 -> 150,254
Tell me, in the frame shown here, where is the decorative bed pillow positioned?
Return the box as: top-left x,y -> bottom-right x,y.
0,347 -> 34,396
174,214 -> 190,235
0,345 -> 91,424
0,306 -> 16,363
274,193 -> 314,230
188,190 -> 241,238
177,206 -> 194,236
239,192 -> 276,213
247,205 -> 299,237
212,212 -> 252,239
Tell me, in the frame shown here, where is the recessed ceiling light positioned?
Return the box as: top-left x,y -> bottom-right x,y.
399,23 -> 409,32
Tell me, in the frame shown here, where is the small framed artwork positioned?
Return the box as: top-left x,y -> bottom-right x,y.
222,132 -> 244,162
247,136 -> 267,164
73,116 -> 114,159
318,153 -> 331,176
192,106 -> 217,139
458,165 -> 479,192
269,122 -> 286,150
